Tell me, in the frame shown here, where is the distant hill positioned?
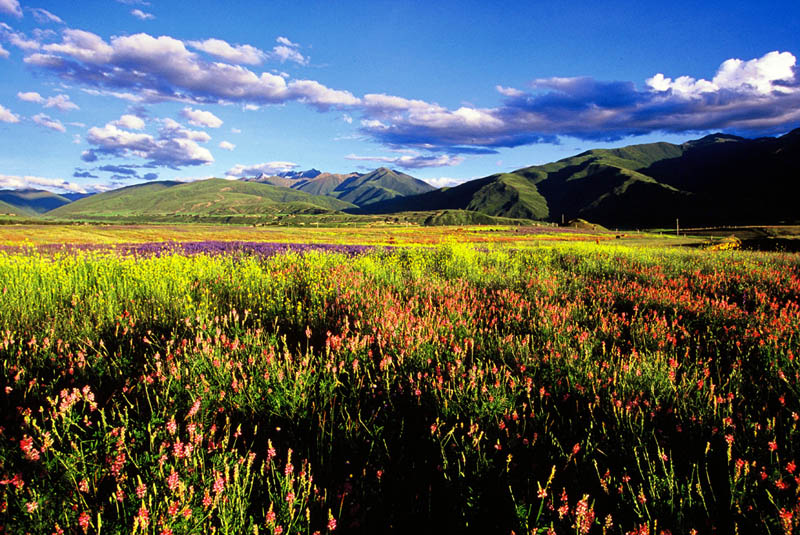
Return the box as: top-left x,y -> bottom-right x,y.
0,198 -> 36,217
0,188 -> 76,215
244,167 -> 435,206
47,178 -> 356,221
360,129 -> 800,227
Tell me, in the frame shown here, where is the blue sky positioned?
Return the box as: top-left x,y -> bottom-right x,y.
0,0 -> 799,193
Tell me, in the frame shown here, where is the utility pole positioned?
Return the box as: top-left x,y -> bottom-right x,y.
676,218 -> 679,236
561,213 -> 565,225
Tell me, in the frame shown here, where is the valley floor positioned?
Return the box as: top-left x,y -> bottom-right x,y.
0,229 -> 798,533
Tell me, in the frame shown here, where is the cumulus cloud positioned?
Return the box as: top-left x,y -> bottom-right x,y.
0,173 -> 105,194
0,43 -> 9,58
17,91 -> 78,111
647,51 -> 797,98
17,91 -> 43,103
32,113 -> 65,132
25,31 -> 307,105
130,9 -> 154,20
288,80 -> 359,111
271,36 -> 307,65
345,153 -> 464,169
142,172 -> 158,180
225,161 -> 299,178
158,118 -> 211,142
85,118 -> 214,168
44,93 -> 79,111
496,85 -> 525,97
0,0 -> 22,18
421,177 -> 468,188
0,103 -> 20,123
180,106 -> 222,128
187,38 -> 264,65
30,8 -> 63,24
73,170 -> 98,178
358,50 -> 800,152
112,113 -> 146,130
25,29 -> 360,111
218,140 -> 235,151
1,23 -> 40,50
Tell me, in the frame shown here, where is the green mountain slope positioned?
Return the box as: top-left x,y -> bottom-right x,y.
0,198 -> 37,217
360,129 -> 800,227
330,167 -> 435,206
47,179 -> 355,221
0,188 -> 74,214
243,167 -> 435,206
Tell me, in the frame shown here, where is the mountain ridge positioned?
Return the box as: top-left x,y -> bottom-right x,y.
359,128 -> 800,227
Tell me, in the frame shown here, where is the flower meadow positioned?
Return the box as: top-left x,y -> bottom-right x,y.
0,242 -> 798,534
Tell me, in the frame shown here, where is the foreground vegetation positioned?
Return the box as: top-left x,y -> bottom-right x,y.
1,242 -> 798,534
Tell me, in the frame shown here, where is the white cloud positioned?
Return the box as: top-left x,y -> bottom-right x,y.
0,103 -> 20,123
187,38 -> 264,65
0,23 -> 40,50
363,93 -> 435,114
276,36 -> 299,48
230,127 -> 242,134
218,140 -> 235,151
362,51 -> 800,151
225,161 -> 298,178
0,0 -> 22,18
421,177 -> 468,188
130,9 -> 154,20
72,134 -> 81,144
17,91 -> 44,103
646,51 -> 797,97
44,94 -> 79,111
342,113 -> 353,124
159,118 -> 211,142
361,119 -> 387,129
0,43 -> 9,58
272,45 -> 307,65
288,80 -> 360,110
32,113 -> 65,132
112,114 -> 146,130
86,120 -> 214,167
496,85 -> 525,97
0,173 -> 105,194
43,29 -> 112,63
270,36 -> 307,65
30,8 -> 63,24
24,30 -> 362,113
180,107 -> 223,128
345,153 -> 464,169
81,88 -> 144,102
28,31 -> 300,104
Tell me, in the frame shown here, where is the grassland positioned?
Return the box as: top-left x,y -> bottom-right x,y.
0,225 -> 798,534
0,221 -> 703,249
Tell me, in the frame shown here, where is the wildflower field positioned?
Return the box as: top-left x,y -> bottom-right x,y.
0,236 -> 799,534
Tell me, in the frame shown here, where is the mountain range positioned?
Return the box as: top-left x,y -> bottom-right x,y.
3,129 -> 799,227
360,129 -> 800,227
243,167 -> 436,205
